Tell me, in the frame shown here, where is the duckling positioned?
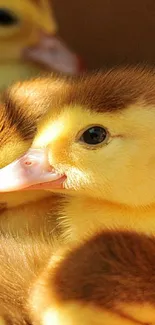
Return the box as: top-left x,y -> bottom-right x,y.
0,0 -> 82,93
0,85 -> 64,324
2,66 -> 155,324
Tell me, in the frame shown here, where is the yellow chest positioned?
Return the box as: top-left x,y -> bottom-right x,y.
63,197 -> 155,242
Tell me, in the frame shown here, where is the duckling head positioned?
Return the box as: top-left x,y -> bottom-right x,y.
0,91 -> 37,168
1,66 -> 155,208
0,82 -> 51,208
0,0 -> 81,75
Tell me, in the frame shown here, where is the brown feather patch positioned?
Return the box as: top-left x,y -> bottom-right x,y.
64,66 -> 155,112
12,66 -> 155,121
47,231 -> 155,308
0,82 -> 49,147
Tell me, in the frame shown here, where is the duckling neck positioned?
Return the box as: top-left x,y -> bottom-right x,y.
0,62 -> 43,91
63,196 -> 155,242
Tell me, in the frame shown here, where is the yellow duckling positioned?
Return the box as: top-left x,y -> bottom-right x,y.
1,66 -> 155,325
0,0 -> 82,92
0,85 -> 63,324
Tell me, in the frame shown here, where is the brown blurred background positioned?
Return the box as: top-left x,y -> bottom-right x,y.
52,0 -> 155,70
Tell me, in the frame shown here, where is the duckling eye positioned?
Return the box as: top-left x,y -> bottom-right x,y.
79,126 -> 108,145
0,8 -> 19,26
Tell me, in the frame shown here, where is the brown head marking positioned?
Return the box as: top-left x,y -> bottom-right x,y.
0,81 -> 49,147
35,66 -> 155,114
64,66 -> 155,112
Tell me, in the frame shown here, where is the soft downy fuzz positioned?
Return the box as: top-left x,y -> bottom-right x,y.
1,67 -> 155,324
0,83 -> 64,324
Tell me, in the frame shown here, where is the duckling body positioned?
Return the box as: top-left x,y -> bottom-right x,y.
0,194 -> 62,325
2,67 -> 155,325
30,230 -> 155,325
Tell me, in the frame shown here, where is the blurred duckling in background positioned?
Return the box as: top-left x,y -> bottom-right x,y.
0,0 -> 83,92
2,66 -> 155,324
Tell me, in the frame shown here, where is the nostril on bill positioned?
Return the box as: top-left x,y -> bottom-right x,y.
24,160 -> 33,166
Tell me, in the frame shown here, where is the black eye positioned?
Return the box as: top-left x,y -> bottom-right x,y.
80,126 -> 108,145
0,8 -> 19,26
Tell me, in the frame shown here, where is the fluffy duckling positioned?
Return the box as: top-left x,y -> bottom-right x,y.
2,66 -> 155,325
0,86 -> 64,324
0,0 -> 82,92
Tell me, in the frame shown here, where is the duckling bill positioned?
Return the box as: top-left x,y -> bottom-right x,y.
0,148 -> 66,192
